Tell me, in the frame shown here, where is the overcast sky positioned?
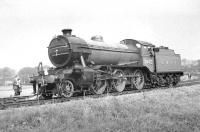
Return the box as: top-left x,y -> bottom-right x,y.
0,0 -> 200,71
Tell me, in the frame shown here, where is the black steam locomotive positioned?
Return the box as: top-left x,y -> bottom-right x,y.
31,29 -> 183,99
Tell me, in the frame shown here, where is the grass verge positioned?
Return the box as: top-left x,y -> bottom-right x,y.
1,85 -> 200,132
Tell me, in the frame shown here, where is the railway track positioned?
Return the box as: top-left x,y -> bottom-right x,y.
0,79 -> 200,110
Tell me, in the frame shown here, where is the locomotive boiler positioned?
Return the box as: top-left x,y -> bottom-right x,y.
48,29 -> 141,68
33,29 -> 183,99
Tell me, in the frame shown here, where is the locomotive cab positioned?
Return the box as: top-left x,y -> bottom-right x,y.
137,41 -> 155,73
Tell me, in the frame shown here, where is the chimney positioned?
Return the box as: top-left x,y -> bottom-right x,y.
62,29 -> 72,36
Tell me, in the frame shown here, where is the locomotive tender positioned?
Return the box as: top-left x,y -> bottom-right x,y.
33,29 -> 183,98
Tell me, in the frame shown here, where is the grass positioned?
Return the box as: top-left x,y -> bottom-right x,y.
1,85 -> 200,132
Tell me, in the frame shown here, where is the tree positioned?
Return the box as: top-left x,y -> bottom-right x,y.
181,59 -> 200,73
18,67 -> 37,84
0,67 -> 16,85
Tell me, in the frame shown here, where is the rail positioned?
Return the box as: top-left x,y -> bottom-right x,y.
0,79 -> 200,110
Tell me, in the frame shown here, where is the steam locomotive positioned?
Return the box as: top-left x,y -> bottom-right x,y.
32,29 -> 183,99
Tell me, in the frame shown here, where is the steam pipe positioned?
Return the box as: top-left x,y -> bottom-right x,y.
80,55 -> 86,67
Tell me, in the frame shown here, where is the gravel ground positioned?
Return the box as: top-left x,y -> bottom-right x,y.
0,85 -> 34,98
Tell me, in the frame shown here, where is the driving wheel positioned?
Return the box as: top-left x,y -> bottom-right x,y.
132,69 -> 145,90
91,79 -> 107,94
112,70 -> 126,92
61,80 -> 74,97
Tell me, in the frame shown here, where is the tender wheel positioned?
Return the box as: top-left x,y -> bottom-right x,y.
167,75 -> 173,87
112,70 -> 126,92
173,75 -> 180,86
91,79 -> 107,94
132,69 -> 145,90
61,80 -> 74,98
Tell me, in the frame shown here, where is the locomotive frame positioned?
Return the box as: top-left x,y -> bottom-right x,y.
31,29 -> 183,99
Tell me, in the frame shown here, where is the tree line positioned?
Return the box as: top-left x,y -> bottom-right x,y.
181,59 -> 200,74
0,65 -> 50,86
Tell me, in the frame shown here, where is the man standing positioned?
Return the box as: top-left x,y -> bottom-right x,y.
30,77 -> 37,95
13,76 -> 22,96
188,73 -> 192,80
